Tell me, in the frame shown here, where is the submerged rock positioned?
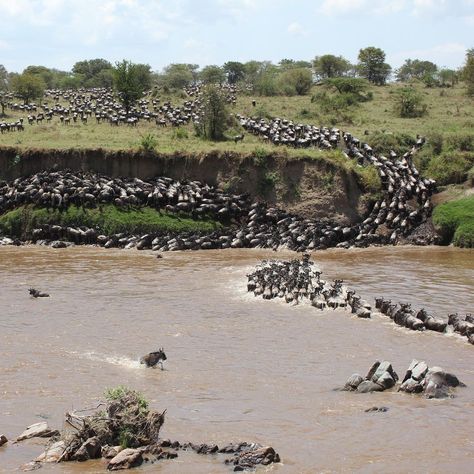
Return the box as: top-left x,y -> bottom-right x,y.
399,360 -> 465,399
107,448 -> 143,471
35,440 -> 66,463
17,422 -> 58,441
228,446 -> 280,471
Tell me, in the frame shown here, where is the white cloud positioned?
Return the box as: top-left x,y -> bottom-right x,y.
287,21 -> 307,36
319,0 -> 366,15
319,0 -> 408,15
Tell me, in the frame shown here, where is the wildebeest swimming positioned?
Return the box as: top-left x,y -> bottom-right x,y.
140,348 -> 167,369
29,288 -> 49,298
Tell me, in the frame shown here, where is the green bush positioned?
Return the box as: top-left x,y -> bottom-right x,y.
393,86 -> 427,118
426,151 -> 474,185
172,127 -> 188,139
253,147 -> 269,167
433,196 -> 474,247
368,131 -> 416,156
445,134 -> 474,152
427,132 -> 444,155
138,133 -> 158,152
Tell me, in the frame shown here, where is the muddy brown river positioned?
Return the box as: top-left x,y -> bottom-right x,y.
1,246 -> 473,473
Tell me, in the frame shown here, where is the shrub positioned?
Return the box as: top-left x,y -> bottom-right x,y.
393,86 -> 427,118
138,133 -> 158,152
445,134 -> 474,152
253,147 -> 269,167
364,131 -> 416,156
433,196 -> 474,247
425,151 -> 474,185
172,127 -> 188,139
427,132 -> 444,155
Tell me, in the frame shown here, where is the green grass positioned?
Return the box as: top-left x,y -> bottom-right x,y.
432,196 -> 474,248
0,204 -> 222,239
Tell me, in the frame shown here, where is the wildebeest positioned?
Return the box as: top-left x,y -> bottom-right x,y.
140,348 -> 167,369
29,288 -> 49,298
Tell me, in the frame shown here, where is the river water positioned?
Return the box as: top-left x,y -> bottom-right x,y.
0,246 -> 473,473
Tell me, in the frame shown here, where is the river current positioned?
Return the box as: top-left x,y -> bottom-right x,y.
0,246 -> 473,473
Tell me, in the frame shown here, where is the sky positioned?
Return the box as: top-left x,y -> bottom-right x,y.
0,0 -> 473,73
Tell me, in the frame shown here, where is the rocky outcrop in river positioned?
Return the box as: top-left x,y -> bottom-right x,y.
343,360 -> 465,398
18,387 -> 280,472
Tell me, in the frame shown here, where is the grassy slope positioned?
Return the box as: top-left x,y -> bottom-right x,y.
0,205 -> 222,239
432,196 -> 474,248
1,82 -> 472,153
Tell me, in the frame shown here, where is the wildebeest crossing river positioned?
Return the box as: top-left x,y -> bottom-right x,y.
0,246 -> 473,472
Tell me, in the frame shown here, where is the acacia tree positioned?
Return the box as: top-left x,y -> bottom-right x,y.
113,60 -> 150,114
396,59 -> 438,82
196,84 -> 229,140
313,54 -> 351,79
357,47 -> 391,85
462,48 -> 474,96
12,72 -> 45,104
223,61 -> 245,84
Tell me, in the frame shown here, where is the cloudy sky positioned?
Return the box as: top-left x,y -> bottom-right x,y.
0,0 -> 473,72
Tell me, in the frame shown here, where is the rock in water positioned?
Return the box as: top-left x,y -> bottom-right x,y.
72,436 -> 102,461
35,440 -> 66,462
230,446 -> 280,471
17,422 -> 57,441
343,374 -> 364,391
0,434 -> 7,446
107,448 -> 143,470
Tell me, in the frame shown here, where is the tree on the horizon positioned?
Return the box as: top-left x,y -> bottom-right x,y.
279,67 -> 313,95
160,63 -> 195,90
113,60 -> 149,114
462,48 -> 474,96
357,47 -> 391,85
0,64 -> 9,116
396,59 -> 438,85
313,54 -> 352,79
72,58 -> 113,87
200,65 -> 225,84
223,61 -> 245,84
12,72 -> 46,104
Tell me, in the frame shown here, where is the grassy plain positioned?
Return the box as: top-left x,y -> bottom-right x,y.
0,82 -> 472,155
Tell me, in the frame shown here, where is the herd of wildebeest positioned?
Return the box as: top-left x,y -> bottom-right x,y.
247,254 -> 474,346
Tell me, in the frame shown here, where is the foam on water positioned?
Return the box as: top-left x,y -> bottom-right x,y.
67,350 -> 142,369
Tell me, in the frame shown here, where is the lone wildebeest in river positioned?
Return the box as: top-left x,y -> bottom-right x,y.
29,288 -> 49,298
140,348 -> 167,369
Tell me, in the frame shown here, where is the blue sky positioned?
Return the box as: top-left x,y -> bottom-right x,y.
0,0 -> 473,73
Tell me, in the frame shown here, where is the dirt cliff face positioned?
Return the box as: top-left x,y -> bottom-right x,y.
0,147 -> 368,225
